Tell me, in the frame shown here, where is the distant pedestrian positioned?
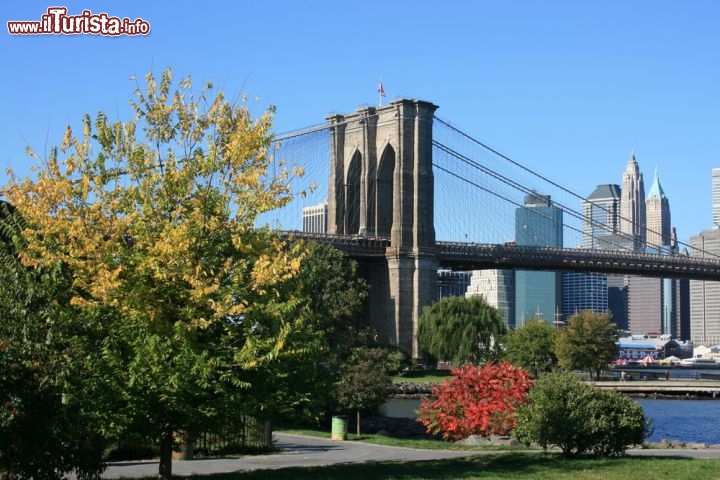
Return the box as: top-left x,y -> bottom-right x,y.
665,370 -> 670,381
620,371 -> 626,382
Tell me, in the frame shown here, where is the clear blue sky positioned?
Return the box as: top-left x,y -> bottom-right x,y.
2,1 -> 719,243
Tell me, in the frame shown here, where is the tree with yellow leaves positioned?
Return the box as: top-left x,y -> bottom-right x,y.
2,69 -> 306,478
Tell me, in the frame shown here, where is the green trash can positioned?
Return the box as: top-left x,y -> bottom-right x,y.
331,415 -> 348,441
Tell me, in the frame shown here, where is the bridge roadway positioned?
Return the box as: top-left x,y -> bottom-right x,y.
280,232 -> 720,281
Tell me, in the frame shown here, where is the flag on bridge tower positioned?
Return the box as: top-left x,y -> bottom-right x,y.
378,80 -> 385,107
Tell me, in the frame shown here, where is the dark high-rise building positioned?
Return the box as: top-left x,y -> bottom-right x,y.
582,184 -> 621,249
515,192 -> 563,327
562,272 -> 608,320
607,274 -> 629,331
579,183 -> 631,329
436,269 -> 472,299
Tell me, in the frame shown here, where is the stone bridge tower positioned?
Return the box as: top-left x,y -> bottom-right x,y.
327,99 -> 438,357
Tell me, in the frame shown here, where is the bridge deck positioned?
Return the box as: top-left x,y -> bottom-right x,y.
279,232 -> 720,281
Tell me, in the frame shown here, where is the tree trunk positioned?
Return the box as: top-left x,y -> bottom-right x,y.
158,429 -> 173,480
356,410 -> 360,436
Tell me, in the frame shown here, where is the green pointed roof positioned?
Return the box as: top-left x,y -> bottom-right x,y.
647,167 -> 665,199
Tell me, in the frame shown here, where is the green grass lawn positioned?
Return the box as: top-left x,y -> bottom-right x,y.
392,370 -> 453,384
184,454 -> 720,480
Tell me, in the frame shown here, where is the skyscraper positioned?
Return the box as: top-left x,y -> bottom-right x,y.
627,276 -> 664,335
437,269 -> 472,298
466,269 -> 515,329
645,168 -> 671,250
581,184 -> 630,250
515,192 -> 563,327
713,168 -> 720,228
626,166 -> 679,336
690,229 -> 720,345
562,272 -> 608,319
620,151 -> 645,250
302,201 -> 328,233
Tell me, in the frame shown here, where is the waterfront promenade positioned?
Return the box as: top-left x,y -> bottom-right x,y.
591,379 -> 720,396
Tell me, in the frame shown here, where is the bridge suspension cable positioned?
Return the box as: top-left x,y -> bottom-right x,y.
432,115 -> 717,258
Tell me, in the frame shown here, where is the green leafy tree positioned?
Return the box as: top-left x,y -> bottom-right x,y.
504,317 -> 558,378
2,69 -> 308,479
335,347 -> 392,436
255,241 -> 371,424
0,203 -> 107,479
417,295 -> 506,365
513,372 -> 647,457
555,311 -> 618,380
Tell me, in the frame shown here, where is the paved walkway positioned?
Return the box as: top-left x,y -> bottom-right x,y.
101,433 -> 479,478
100,433 -> 720,478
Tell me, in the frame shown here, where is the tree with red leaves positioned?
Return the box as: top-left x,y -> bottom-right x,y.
418,361 -> 532,441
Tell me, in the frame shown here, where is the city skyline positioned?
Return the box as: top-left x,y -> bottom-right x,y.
3,2 -> 720,245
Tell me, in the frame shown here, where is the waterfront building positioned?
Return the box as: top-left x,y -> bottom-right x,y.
514,192 -> 563,327
617,334 -> 690,361
620,151 -> 646,250
302,201 -> 328,234
616,336 -> 660,361
690,228 -> 720,345
465,269 -> 515,329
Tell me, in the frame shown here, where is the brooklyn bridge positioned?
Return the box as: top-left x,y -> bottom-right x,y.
262,99 -> 720,356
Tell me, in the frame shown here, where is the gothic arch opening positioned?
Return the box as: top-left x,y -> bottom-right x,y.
346,150 -> 362,235
376,145 -> 395,237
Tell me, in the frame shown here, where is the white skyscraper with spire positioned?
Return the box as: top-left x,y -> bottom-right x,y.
620,151 -> 645,250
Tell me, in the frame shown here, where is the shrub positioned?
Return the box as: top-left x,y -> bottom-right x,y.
513,372 -> 647,457
418,361 -> 532,441
584,389 -> 647,456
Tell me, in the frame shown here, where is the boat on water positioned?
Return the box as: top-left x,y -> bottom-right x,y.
678,357 -> 719,368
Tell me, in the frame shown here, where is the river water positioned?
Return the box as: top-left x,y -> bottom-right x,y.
382,397 -> 720,445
